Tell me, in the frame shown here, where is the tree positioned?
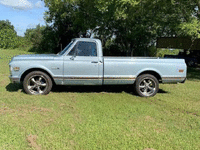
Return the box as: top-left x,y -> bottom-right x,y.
80,0 -> 200,55
41,0 -> 81,53
0,20 -> 15,31
0,20 -> 18,49
25,24 -> 46,47
42,0 -> 200,55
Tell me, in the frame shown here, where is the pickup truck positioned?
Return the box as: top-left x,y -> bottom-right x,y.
9,38 -> 187,97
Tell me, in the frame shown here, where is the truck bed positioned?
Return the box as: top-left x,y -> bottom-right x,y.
103,57 -> 186,84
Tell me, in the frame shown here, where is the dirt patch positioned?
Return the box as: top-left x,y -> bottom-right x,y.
44,118 -> 54,125
70,140 -> 76,146
154,127 -> 166,133
126,127 -> 143,138
27,134 -> 41,150
0,105 -> 53,121
145,116 -> 155,122
0,107 -> 15,114
0,105 -> 52,114
0,79 -> 7,86
30,106 -> 52,112
64,102 -> 81,122
70,124 -> 76,134
144,148 -> 156,150
60,103 -> 65,107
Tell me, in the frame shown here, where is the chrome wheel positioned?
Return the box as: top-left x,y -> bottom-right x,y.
135,74 -> 159,97
27,75 -> 47,94
23,71 -> 52,95
139,78 -> 156,97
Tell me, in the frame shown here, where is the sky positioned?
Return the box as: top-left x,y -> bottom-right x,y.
0,0 -> 48,36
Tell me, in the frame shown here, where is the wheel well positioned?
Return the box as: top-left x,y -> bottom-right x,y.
20,68 -> 55,84
137,71 -> 162,83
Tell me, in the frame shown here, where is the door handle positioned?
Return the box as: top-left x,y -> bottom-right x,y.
91,61 -> 98,63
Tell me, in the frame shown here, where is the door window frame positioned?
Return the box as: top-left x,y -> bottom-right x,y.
64,40 -> 98,57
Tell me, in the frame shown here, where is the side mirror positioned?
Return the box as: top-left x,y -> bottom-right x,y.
70,55 -> 75,60
70,51 -> 77,60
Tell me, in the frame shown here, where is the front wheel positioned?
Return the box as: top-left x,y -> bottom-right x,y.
135,74 -> 159,97
23,71 -> 52,95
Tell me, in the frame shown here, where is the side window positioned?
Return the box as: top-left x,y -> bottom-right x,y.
68,41 -> 97,56
68,46 -> 76,56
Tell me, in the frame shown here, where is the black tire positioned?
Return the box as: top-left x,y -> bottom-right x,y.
23,71 -> 52,95
135,74 -> 159,97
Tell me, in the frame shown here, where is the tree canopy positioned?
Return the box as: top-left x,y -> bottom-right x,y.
0,20 -> 18,49
41,0 -> 200,55
1,1 -> 200,55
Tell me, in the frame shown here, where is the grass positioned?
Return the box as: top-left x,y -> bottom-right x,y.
0,48 -> 200,149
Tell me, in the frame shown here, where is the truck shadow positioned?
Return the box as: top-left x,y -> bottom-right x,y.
6,84 -> 168,95
6,83 -> 23,92
52,85 -> 169,95
52,85 -> 128,93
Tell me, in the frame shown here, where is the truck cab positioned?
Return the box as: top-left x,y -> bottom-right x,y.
59,38 -> 104,85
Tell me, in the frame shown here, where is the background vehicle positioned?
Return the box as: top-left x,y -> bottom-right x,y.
164,51 -> 198,67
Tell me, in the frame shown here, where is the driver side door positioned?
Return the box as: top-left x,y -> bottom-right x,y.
63,41 -> 101,85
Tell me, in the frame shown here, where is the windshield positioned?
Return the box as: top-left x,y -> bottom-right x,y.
57,40 -> 75,55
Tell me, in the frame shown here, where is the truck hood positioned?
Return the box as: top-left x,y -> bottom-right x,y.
12,54 -> 59,61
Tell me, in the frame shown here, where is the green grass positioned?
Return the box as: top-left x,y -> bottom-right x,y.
0,49 -> 200,150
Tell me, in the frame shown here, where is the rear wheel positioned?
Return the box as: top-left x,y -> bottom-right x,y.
135,74 -> 159,97
23,71 -> 52,95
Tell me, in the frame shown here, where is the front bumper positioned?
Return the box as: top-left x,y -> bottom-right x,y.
9,76 -> 20,83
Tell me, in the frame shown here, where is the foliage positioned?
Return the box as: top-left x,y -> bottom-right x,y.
24,25 -> 63,53
17,37 -> 31,51
0,20 -> 31,50
0,29 -> 18,49
179,19 -> 200,38
156,49 -> 180,57
0,20 -> 18,49
24,24 -> 46,52
41,0 -> 200,55
2,1 -> 200,54
0,20 -> 15,31
39,0 -> 81,53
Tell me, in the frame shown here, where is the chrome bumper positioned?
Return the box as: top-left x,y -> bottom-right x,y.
9,76 -> 20,83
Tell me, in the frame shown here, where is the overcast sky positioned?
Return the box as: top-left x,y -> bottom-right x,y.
0,0 -> 47,36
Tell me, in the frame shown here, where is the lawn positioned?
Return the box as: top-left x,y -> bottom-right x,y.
0,49 -> 200,150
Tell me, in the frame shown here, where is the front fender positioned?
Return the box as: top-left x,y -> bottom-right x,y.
19,65 -> 54,80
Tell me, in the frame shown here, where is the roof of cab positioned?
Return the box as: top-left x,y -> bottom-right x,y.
73,38 -> 101,43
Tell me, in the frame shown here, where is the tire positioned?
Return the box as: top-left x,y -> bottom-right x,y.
23,71 -> 52,95
135,74 -> 159,97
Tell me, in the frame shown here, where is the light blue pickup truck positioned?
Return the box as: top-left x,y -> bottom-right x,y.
9,38 -> 187,97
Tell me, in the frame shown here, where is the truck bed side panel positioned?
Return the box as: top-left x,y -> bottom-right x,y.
103,57 -> 187,84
